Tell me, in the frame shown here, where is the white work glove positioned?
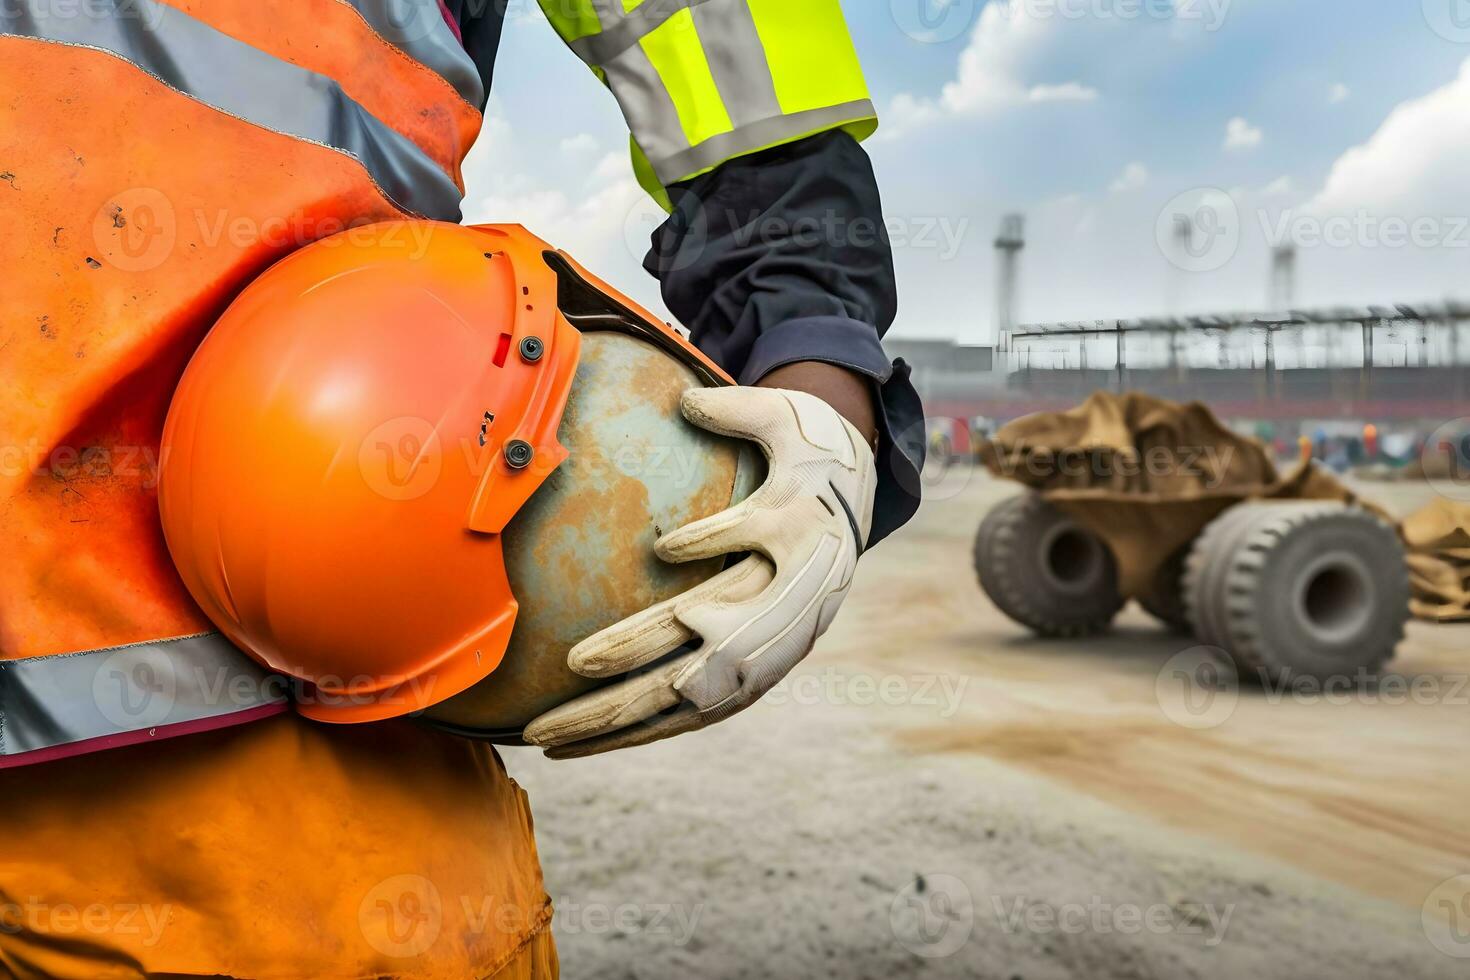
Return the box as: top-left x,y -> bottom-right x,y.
523,386 -> 877,758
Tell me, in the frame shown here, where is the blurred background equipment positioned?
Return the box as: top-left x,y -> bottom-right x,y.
1402,498 -> 1470,623
899,303 -> 1470,448
972,494 -> 1123,638
974,392 -> 1413,682
1183,501 -> 1409,680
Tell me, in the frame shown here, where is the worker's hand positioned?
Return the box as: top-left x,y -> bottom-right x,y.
523,386 -> 876,758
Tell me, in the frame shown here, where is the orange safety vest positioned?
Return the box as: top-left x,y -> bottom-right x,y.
0,2 -> 555,975
0,0 -> 482,763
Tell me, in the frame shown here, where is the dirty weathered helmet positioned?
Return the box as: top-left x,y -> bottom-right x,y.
160,222 -> 757,736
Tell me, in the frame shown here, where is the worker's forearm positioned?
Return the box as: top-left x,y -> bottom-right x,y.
757,361 -> 879,450
648,131 -> 924,545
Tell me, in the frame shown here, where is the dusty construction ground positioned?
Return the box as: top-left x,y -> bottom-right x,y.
504,470 -> 1470,979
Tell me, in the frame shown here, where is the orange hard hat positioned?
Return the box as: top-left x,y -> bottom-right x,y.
160,222 -> 729,724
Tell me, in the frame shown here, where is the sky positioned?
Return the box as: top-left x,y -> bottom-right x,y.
462,0 -> 1470,349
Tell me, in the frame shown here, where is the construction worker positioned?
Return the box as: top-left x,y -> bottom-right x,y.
0,1 -> 922,976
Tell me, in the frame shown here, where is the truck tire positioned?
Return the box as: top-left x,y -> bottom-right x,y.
1138,548 -> 1191,633
1184,502 -> 1409,681
974,492 -> 1125,637
1183,502 -> 1270,650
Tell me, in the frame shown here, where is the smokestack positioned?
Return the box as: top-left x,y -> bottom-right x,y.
1166,214 -> 1192,313
1269,244 -> 1296,310
1270,244 -> 1299,366
994,213 -> 1025,351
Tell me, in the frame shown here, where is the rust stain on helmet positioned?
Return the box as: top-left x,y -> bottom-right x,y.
423,333 -> 757,736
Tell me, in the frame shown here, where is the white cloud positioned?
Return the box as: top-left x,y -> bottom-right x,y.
591,150 -> 628,184
1262,60 -> 1470,308
880,0 -> 1099,138
1307,59 -> 1470,217
1224,116 -> 1263,151
1109,162 -> 1149,193
559,132 -> 598,154
1027,82 -> 1100,104
940,2 -> 1100,113
1261,175 -> 1293,196
460,106 -> 668,317
880,92 -> 944,137
1328,83 -> 1350,104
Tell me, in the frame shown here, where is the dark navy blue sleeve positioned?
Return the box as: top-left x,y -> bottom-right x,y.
643,130 -> 925,546
443,0 -> 507,105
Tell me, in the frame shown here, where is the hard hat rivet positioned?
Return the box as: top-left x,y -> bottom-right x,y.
519,336 -> 545,362
505,440 -> 534,469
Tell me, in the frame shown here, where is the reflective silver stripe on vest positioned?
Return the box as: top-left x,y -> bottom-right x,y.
568,0 -> 724,178
602,42 -> 690,174
1,0 -> 463,221
688,0 -> 780,128
568,0 -> 719,66
345,0 -> 485,108
589,0 -> 628,29
559,0 -> 877,185
655,98 -> 876,185
0,633 -> 286,758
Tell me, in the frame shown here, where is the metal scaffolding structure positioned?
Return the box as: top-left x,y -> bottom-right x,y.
1011,301 -> 1470,388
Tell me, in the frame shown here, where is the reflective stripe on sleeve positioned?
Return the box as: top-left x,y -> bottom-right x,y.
1,0 -> 464,220
567,0 -> 717,65
544,0 -> 877,189
345,0 -> 486,108
0,633 -> 289,767
688,0 -> 781,128
653,98 -> 876,186
601,40 -> 692,170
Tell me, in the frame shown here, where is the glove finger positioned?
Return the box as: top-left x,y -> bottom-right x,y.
679,385 -> 789,448
543,704 -> 705,760
522,655 -> 690,748
673,536 -> 845,711
686,621 -> 816,726
567,556 -> 772,678
653,499 -> 760,564
657,387 -> 785,564
565,602 -> 694,679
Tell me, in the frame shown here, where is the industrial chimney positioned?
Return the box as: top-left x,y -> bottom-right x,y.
994,213 -> 1025,351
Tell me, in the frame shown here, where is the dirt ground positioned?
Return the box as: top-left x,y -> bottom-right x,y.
503,469 -> 1470,980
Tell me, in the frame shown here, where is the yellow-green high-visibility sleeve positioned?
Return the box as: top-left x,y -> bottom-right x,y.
537,0 -> 878,204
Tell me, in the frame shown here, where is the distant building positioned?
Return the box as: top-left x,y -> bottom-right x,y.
886,338 -> 994,374
894,302 -> 1470,430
